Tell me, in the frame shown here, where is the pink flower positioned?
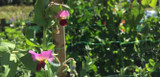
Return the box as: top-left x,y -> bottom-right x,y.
56,10 -> 70,19
29,50 -> 54,71
56,10 -> 70,26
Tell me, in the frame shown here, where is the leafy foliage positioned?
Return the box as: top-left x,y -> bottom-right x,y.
0,0 -> 160,76
66,0 -> 160,76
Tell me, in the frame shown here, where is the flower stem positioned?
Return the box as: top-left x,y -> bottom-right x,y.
43,26 -> 47,50
47,63 -> 52,77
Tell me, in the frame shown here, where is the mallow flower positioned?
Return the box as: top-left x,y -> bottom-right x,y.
29,50 -> 54,71
56,10 -> 70,26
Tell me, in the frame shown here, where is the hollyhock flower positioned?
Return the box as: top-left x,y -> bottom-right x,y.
57,10 -> 70,26
29,50 -> 54,71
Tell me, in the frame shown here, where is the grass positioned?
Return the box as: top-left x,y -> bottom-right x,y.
0,5 -> 33,20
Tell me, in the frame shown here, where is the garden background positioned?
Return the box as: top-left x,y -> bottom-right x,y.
0,0 -> 160,77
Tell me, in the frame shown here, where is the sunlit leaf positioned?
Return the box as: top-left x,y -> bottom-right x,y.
2,65 -> 10,77
149,0 -> 157,8
0,42 -> 15,50
26,39 -> 39,47
0,46 -> 10,53
47,44 -> 55,50
145,63 -> 154,72
149,59 -> 155,66
141,0 -> 151,6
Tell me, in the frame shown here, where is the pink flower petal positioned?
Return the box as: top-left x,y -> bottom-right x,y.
29,50 -> 39,61
29,50 -> 53,62
39,50 -> 54,62
57,10 -> 70,18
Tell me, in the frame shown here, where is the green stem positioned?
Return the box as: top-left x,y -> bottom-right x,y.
47,63 -> 52,77
56,65 -> 65,75
43,26 -> 47,50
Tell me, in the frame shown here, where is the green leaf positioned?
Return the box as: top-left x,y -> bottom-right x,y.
10,53 -> 17,62
47,44 -> 55,50
34,0 -> 49,26
145,63 -> 154,72
0,46 -> 10,53
26,39 -> 39,47
154,62 -> 160,69
20,53 -> 38,72
149,59 -> 155,66
90,64 -> 97,72
23,27 -> 35,39
45,6 -> 61,18
7,61 -> 17,77
2,61 -> 17,77
149,0 -> 157,8
45,3 -> 70,18
0,42 -> 15,50
2,65 -> 10,77
141,0 -> 151,6
141,0 -> 158,8
36,71 -> 47,77
0,53 -> 10,65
